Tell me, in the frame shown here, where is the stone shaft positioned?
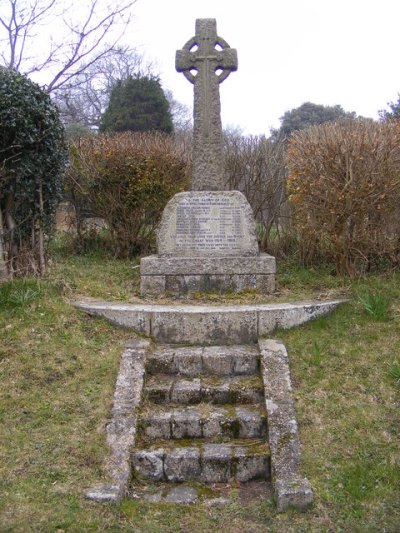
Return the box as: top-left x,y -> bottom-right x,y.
176,19 -> 237,191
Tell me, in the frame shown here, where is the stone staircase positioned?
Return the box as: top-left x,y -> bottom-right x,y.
86,338 -> 314,510
131,344 -> 271,490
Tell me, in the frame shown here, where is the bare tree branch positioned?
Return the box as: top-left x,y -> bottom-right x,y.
52,45 -> 154,128
0,0 -> 135,91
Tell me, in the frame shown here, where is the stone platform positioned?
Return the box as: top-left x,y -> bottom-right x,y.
74,299 -> 346,345
140,191 -> 277,298
140,253 -> 276,297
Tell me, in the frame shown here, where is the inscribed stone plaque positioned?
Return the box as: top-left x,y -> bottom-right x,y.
157,191 -> 259,257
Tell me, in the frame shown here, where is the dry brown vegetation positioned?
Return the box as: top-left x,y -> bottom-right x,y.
224,134 -> 288,250
287,119 -> 400,275
66,132 -> 191,257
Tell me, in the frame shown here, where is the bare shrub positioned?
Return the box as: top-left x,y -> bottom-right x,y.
287,119 -> 400,275
66,132 -> 190,257
224,134 -> 288,251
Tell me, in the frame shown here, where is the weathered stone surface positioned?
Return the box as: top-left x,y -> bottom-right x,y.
164,447 -> 201,481
176,19 -> 237,191
141,272 -> 276,298
164,485 -> 197,504
132,448 -> 165,481
275,478 -> 313,512
175,347 -> 203,375
74,302 -> 151,334
74,300 -> 347,345
228,376 -> 264,404
202,379 -> 230,404
231,346 -> 260,375
141,411 -> 172,440
86,339 -> 150,502
137,19 -> 276,298
146,344 -> 260,377
171,378 -> 202,404
156,191 -> 259,257
150,306 -> 258,345
85,483 -> 122,502
259,339 -> 314,511
140,274 -> 165,296
202,346 -> 233,375
234,447 -> 270,482
145,375 -> 173,403
171,407 -> 202,438
201,407 -> 227,438
235,407 -> 267,439
201,444 -> 232,483
140,405 -> 266,441
141,254 -> 276,275
146,346 -> 177,374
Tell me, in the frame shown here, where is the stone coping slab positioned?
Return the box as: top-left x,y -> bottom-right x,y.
259,339 -> 313,511
74,299 -> 347,345
141,253 -> 276,275
85,338 -> 150,503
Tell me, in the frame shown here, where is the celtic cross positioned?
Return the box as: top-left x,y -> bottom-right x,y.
176,19 -> 238,190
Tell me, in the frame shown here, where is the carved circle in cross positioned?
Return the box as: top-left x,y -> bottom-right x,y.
180,36 -> 236,84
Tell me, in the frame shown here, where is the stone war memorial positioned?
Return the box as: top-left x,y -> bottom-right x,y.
140,18 -> 276,297
77,19 -> 346,511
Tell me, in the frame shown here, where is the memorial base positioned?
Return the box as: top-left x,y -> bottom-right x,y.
140,254 -> 276,298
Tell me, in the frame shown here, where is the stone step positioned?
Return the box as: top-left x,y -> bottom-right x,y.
132,440 -> 271,483
146,344 -> 260,377
144,374 -> 264,405
138,404 -> 267,441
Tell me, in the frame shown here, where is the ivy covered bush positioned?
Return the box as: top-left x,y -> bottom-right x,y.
67,132 -> 190,257
287,119 -> 400,275
0,67 -> 66,277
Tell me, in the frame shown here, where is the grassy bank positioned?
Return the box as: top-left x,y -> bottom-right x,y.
0,245 -> 399,532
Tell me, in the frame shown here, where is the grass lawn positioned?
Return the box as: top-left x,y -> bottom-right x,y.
0,242 -> 399,532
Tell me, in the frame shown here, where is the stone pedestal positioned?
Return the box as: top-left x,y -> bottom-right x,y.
140,191 -> 276,298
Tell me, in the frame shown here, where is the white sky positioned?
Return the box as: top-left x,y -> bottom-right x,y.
131,0 -> 400,135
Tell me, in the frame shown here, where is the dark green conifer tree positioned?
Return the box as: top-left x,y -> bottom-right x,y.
100,76 -> 173,133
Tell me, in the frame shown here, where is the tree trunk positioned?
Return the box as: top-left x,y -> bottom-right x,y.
4,192 -> 16,278
38,181 -> 46,276
0,207 -> 9,280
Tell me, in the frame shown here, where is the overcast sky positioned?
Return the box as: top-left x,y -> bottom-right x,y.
131,0 -> 400,135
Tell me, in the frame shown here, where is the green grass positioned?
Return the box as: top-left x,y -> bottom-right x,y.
0,246 -> 399,532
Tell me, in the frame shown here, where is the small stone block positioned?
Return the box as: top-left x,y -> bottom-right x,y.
234,447 -> 270,482
146,347 -> 176,374
142,411 -> 172,440
140,274 -> 165,297
202,444 -> 232,483
202,408 -> 227,438
275,478 -> 313,512
171,378 -> 201,404
202,380 -> 230,404
229,380 -> 264,404
145,376 -> 172,403
232,347 -> 259,375
164,485 -> 197,504
256,274 -> 276,293
132,449 -> 165,481
143,492 -> 163,502
164,447 -> 200,482
235,407 -> 266,439
172,408 -> 202,438
85,483 -> 122,502
202,346 -> 233,375
175,347 -> 203,375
